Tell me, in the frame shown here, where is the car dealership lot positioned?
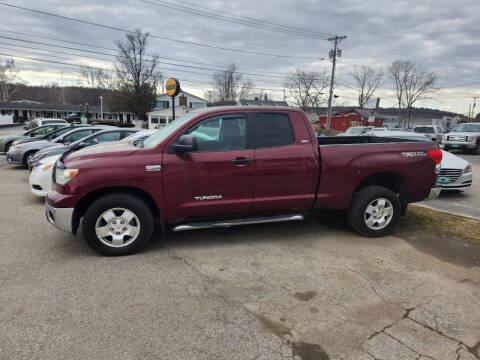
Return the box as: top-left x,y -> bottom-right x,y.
0,159 -> 479,360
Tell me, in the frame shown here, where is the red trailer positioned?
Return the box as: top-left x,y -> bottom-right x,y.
318,109 -> 384,131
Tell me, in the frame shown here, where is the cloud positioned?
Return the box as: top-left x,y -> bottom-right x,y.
0,0 -> 478,113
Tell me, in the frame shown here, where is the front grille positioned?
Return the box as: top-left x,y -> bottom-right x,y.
447,135 -> 467,141
439,168 -> 462,182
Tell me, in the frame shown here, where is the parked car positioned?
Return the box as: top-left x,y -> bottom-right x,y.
29,128 -> 140,196
0,124 -> 67,153
44,106 -> 442,256
11,124 -> 91,146
367,131 -> 472,192
412,125 -> 444,141
364,127 -> 388,135
6,126 -> 108,166
25,118 -> 67,130
441,122 -> 480,154
337,126 -> 373,136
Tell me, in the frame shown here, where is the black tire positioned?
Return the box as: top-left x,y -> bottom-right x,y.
347,185 -> 401,237
5,141 -> 13,153
23,151 -> 36,166
82,193 -> 154,256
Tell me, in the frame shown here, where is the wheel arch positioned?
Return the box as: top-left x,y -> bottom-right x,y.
354,172 -> 409,214
72,186 -> 161,235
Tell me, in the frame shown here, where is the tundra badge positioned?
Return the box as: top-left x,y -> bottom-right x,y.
145,165 -> 162,171
194,195 -> 223,201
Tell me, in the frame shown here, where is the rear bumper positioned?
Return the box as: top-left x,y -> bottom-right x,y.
425,186 -> 441,201
45,201 -> 74,233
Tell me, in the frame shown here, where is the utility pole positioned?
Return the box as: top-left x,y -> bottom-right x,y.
472,96 -> 479,121
326,35 -> 346,130
99,96 -> 103,120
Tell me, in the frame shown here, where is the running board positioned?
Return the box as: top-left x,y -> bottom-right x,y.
172,214 -> 305,232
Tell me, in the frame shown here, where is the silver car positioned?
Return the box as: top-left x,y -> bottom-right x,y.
441,123 -> 480,154
6,126 -> 108,166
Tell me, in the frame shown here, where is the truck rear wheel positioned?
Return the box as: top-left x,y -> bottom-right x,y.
347,185 -> 400,237
82,193 -> 154,256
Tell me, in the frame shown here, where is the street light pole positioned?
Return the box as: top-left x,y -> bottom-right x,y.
99,96 -> 103,120
326,35 -> 346,130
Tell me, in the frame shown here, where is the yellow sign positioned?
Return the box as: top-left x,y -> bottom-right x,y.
165,78 -> 180,97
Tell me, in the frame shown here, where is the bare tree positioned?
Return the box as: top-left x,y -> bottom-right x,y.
0,58 -> 20,102
351,65 -> 383,108
211,64 -> 253,105
78,66 -> 111,89
284,69 -> 329,114
389,60 -> 438,127
112,29 -> 162,120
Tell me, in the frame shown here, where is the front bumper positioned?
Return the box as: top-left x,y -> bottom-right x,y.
45,201 -> 74,233
425,186 -> 441,201
442,140 -> 477,150
439,171 -> 473,191
6,150 -> 24,164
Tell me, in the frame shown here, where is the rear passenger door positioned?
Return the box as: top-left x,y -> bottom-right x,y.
253,112 -> 318,212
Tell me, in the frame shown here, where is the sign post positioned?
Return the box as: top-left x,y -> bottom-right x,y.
165,78 -> 180,121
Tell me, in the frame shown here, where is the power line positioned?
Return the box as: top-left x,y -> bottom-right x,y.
168,0 -> 334,38
0,35 -> 299,83
139,0 -> 332,40
0,51 -> 286,92
0,2 -> 324,60
0,42 -> 287,86
0,28 -> 295,76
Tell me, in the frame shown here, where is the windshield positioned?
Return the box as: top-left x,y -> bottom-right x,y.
143,113 -> 198,149
451,124 -> 480,132
345,127 -> 365,134
413,126 -> 434,134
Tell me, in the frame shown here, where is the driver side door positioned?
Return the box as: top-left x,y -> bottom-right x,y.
162,113 -> 255,222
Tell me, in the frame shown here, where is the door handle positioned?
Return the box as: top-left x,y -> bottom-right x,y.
231,157 -> 252,165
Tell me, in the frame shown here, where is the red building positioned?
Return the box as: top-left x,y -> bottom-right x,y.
318,109 -> 384,132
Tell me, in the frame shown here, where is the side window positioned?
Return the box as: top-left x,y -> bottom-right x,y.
120,131 -> 136,139
187,115 -> 247,152
255,113 -> 294,149
64,130 -> 94,143
92,132 -> 123,144
32,126 -> 54,135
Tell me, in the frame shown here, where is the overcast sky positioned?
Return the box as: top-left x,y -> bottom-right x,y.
0,0 -> 479,114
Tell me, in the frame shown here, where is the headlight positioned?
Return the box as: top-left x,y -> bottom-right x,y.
9,147 -> 20,152
464,164 -> 472,174
468,136 -> 478,142
12,140 -> 21,146
41,164 -> 53,171
55,168 -> 79,185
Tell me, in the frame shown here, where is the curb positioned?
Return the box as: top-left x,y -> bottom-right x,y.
412,203 -> 480,220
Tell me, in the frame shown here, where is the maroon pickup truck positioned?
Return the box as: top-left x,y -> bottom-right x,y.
45,106 -> 442,255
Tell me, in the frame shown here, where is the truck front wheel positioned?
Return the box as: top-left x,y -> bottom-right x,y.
347,185 -> 400,237
82,193 -> 154,256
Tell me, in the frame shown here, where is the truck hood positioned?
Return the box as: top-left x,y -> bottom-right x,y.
64,142 -> 138,164
446,131 -> 480,137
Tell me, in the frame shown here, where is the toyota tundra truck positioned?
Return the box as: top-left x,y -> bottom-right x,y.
45,106 -> 442,256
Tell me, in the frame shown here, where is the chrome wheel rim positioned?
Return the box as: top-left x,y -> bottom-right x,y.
364,198 -> 394,230
95,208 -> 140,248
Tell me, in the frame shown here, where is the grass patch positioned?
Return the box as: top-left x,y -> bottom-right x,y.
396,205 -> 480,243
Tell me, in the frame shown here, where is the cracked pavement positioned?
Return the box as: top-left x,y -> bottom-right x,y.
0,160 -> 480,360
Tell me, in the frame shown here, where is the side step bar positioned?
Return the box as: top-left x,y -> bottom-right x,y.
172,214 -> 305,232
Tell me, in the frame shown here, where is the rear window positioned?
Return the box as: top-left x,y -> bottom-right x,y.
255,113 -> 294,149
414,126 -> 434,134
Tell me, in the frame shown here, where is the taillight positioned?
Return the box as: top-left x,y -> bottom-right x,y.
428,148 -> 442,164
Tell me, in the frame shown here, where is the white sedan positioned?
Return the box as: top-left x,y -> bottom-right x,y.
29,154 -> 61,196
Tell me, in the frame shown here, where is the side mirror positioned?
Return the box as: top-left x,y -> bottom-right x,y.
173,134 -> 198,153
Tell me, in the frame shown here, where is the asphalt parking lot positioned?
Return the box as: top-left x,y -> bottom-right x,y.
0,156 -> 479,360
